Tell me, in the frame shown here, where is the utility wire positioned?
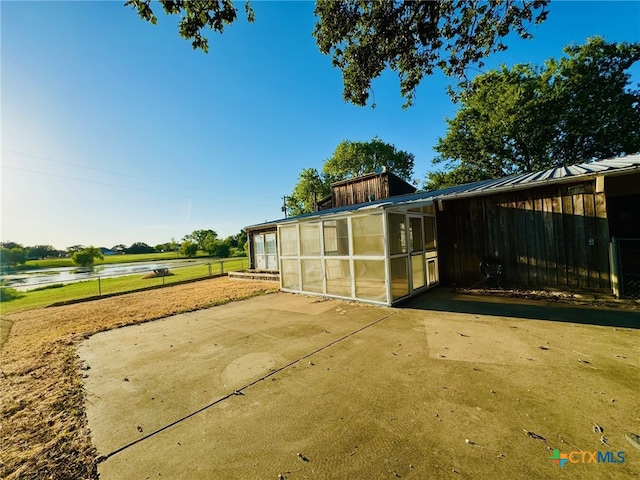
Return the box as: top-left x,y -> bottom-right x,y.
2,148 -> 283,203
1,147 -> 212,193
1,165 -> 224,202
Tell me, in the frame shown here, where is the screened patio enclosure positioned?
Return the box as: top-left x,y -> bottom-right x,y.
278,201 -> 438,306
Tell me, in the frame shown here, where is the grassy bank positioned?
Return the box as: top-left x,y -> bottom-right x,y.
5,252 -> 245,271
0,258 -> 248,314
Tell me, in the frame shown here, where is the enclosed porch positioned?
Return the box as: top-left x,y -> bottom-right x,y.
277,201 -> 439,306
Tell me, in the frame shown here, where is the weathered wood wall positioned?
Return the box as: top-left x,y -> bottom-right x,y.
323,172 -> 416,210
437,179 -> 611,291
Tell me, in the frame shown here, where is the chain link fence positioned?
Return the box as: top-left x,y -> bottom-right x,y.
3,258 -> 249,307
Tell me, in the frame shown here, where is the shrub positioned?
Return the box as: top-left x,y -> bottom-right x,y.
0,286 -> 24,302
31,283 -> 65,292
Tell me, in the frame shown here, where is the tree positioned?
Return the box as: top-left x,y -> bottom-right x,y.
0,247 -> 26,267
26,245 -> 60,259
71,246 -> 104,268
125,242 -> 156,254
67,245 -> 85,254
0,241 -> 23,250
111,244 -> 127,254
154,242 -> 171,252
179,240 -> 198,258
287,137 -> 416,216
202,232 -> 218,257
286,168 -> 330,217
126,0 -> 255,53
127,1 -> 548,107
8,248 -> 26,267
0,247 -> 9,267
323,137 -> 415,183
425,37 -> 640,190
314,1 -> 549,107
183,229 -> 218,251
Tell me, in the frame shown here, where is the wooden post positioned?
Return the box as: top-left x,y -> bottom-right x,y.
609,238 -> 621,298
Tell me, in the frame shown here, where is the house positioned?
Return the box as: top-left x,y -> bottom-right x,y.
245,154 -> 640,304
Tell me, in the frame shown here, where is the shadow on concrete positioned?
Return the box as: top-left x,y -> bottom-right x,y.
402,287 -> 640,329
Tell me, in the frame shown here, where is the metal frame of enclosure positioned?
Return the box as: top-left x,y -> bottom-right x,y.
277,201 -> 439,306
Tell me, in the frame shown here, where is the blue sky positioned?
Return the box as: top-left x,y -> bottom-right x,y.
2,1 -> 639,250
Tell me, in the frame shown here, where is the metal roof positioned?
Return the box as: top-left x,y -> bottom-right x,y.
245,154 -> 640,229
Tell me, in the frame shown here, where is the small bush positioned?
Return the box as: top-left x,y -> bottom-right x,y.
31,283 -> 65,292
0,286 -> 24,302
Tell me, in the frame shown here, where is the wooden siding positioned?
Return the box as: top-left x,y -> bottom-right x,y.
320,172 -> 416,210
437,180 -> 611,291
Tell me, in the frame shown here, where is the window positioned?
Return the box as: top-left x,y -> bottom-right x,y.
409,217 -> 423,252
325,259 -> 351,297
281,259 -> 299,289
412,255 -> 425,289
265,233 -> 277,270
323,219 -> 349,256
388,213 -> 407,255
354,259 -> 386,302
424,216 -> 436,250
352,215 -> 384,256
253,233 -> 277,270
300,223 -> 321,256
427,258 -> 438,286
280,226 -> 298,256
390,257 -> 409,300
423,204 -> 436,215
301,259 -> 323,292
265,233 -> 276,255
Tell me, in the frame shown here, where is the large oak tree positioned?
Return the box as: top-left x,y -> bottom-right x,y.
425,37 -> 640,190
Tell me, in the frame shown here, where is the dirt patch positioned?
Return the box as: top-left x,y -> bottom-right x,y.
0,277 -> 278,479
456,287 -> 640,310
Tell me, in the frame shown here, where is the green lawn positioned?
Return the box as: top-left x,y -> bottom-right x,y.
0,258 -> 248,314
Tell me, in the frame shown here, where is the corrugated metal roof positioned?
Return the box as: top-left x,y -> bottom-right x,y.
426,153 -> 640,200
245,154 -> 640,229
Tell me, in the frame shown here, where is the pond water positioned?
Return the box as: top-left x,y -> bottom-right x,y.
1,259 -> 209,291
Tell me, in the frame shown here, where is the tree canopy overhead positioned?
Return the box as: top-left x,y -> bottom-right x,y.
126,0 -> 549,107
425,36 -> 640,190
314,0 -> 549,107
126,0 -> 255,53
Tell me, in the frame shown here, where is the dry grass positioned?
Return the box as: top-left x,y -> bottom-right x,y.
0,277 -> 279,480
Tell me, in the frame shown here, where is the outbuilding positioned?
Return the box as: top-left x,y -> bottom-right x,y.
245,154 -> 640,304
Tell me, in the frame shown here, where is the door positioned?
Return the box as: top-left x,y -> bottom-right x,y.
253,234 -> 266,270
409,215 -> 425,290
265,233 -> 278,270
